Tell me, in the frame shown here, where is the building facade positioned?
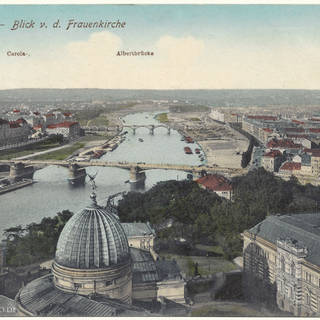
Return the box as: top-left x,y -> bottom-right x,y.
243,213 -> 320,316
261,150 -> 283,172
196,174 -> 233,200
0,118 -> 31,147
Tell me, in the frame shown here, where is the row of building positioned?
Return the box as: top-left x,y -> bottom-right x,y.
209,109 -> 320,316
0,110 -> 81,147
212,110 -> 320,185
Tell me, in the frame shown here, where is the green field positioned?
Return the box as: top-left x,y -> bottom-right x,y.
33,142 -> 85,160
191,302 -> 280,317
0,140 -> 60,160
156,113 -> 169,123
159,252 -> 237,277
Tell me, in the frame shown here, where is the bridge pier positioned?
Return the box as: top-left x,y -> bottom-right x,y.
167,127 -> 171,135
68,164 -> 86,185
9,163 -> 34,181
149,125 -> 154,135
132,127 -> 136,135
129,166 -> 146,189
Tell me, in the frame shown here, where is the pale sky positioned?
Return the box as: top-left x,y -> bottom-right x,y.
0,5 -> 320,89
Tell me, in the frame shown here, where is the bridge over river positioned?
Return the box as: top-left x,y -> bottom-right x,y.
83,124 -> 171,135
0,159 -> 248,179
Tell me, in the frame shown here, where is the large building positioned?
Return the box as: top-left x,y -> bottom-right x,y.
243,213 -> 320,316
15,192 -> 186,316
46,121 -> 80,139
196,174 -> 233,200
261,150 -> 283,172
0,118 -> 31,147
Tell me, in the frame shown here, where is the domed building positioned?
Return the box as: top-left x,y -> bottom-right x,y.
52,193 -> 132,304
15,190 -> 186,316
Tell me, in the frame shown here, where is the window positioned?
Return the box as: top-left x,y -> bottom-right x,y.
305,272 -> 312,283
74,283 -> 82,289
281,256 -> 285,272
291,262 -> 295,277
306,293 -> 310,306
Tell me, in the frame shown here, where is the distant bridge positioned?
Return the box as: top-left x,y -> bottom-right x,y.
83,124 -> 171,135
122,124 -> 171,135
0,159 -> 248,178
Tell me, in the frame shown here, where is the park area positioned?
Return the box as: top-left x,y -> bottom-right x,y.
159,244 -> 239,278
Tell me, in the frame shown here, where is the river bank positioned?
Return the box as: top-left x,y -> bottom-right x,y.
167,112 -> 249,169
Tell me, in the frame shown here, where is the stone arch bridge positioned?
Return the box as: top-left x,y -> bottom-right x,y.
123,124 -> 171,135
0,159 -> 247,183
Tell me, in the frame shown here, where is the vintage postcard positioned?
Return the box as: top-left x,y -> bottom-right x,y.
0,3 -> 320,317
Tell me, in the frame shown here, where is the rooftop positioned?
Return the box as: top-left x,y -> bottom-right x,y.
196,174 -> 232,192
264,150 -> 282,158
247,115 -> 277,121
47,121 -> 78,129
248,213 -> 320,266
280,161 -> 301,171
121,222 -> 155,238
16,275 -> 122,316
55,200 -> 130,269
267,138 -> 302,149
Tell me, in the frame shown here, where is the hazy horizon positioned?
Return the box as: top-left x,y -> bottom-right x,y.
1,5 -> 320,90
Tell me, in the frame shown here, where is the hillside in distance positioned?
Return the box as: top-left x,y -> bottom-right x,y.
1,89 -> 320,106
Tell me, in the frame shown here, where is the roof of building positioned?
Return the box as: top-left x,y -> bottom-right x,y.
8,121 -> 21,128
121,222 -> 155,238
267,139 -> 302,149
130,248 -> 182,283
248,213 -> 320,266
263,150 -> 282,158
287,134 -> 309,139
263,128 -> 273,133
55,195 -> 130,269
47,121 -> 78,129
16,275 -> 121,316
304,148 -> 320,157
196,174 -> 232,192
284,128 -> 305,133
292,119 -> 305,125
247,115 -> 277,121
156,259 -> 182,281
280,161 -> 301,171
130,248 -> 160,283
310,128 -> 320,133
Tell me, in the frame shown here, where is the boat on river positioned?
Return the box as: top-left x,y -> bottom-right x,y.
184,147 -> 193,154
185,136 -> 194,143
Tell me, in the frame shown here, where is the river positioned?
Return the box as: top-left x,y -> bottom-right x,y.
0,111 -> 203,238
